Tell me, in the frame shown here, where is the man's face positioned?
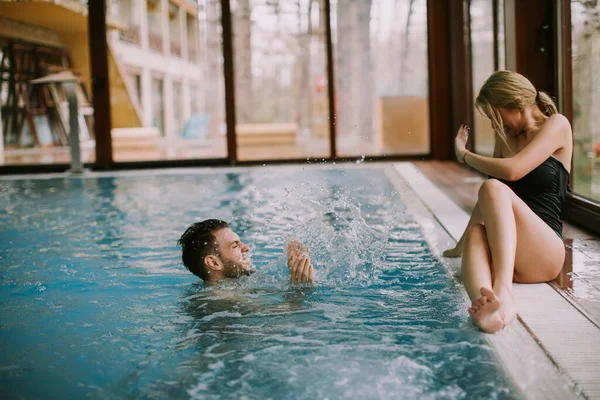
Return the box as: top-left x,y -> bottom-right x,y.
213,228 -> 255,278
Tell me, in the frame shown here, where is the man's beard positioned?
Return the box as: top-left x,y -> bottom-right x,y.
222,258 -> 255,278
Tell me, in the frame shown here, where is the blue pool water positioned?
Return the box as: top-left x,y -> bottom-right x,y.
0,168 -> 518,399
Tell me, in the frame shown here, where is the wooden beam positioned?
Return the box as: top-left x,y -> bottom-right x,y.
427,0 -> 453,160
427,0 -> 473,160
325,0 -> 336,159
9,42 -> 17,140
13,51 -> 39,146
221,0 -> 238,164
492,0 -> 500,71
557,0 -> 572,124
557,0 -> 573,185
87,0 -> 113,166
506,0 -> 557,95
450,0 -> 473,147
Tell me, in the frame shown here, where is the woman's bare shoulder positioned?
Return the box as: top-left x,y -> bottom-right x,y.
544,113 -> 572,136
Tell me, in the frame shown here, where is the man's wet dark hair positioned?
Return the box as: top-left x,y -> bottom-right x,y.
177,219 -> 229,280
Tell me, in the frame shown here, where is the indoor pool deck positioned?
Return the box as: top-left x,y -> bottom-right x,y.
394,162 -> 600,400
2,162 -> 599,399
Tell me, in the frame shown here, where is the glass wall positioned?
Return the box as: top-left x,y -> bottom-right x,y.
231,0 -> 330,161
470,0 -> 505,156
0,0 -> 228,166
331,0 -> 429,157
571,0 -> 600,202
110,0 -> 227,162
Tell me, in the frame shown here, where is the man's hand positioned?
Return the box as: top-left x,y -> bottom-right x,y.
287,240 -> 314,283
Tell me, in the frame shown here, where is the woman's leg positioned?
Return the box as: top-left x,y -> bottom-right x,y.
460,224 -> 504,331
461,224 -> 492,302
467,179 -> 565,333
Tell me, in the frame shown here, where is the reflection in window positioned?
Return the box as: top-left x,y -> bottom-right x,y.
127,72 -> 142,106
172,81 -> 183,135
332,0 -> 430,157
112,1 -> 227,161
232,0 -> 330,161
152,77 -> 165,136
470,0 -> 505,156
572,0 -> 600,202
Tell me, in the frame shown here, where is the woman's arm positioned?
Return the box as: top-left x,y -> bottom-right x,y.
457,114 -> 571,181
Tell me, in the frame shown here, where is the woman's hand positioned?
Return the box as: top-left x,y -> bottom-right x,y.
455,125 -> 470,163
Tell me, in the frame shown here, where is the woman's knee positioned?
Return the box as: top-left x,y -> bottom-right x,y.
478,179 -> 510,203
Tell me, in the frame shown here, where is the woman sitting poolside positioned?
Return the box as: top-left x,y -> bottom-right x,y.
444,70 -> 572,334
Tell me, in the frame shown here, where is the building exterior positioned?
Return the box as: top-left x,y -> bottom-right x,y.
108,0 -> 207,141
0,0 -> 219,163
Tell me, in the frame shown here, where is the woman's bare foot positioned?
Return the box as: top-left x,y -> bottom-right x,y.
492,286 -> 516,326
468,287 -> 515,333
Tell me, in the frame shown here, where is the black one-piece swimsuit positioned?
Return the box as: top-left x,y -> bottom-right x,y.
494,157 -> 569,238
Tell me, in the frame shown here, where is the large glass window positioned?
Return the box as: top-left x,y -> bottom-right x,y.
331,0 -> 430,157
111,1 -> 227,162
571,0 -> 600,202
470,0 -> 505,156
232,0 -> 330,161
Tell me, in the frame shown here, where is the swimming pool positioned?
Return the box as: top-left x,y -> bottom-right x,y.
0,167 -> 519,399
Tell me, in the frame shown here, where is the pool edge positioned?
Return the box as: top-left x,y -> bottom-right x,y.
390,162 -> 597,400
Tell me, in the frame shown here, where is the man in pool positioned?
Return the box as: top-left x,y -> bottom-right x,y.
177,219 -> 315,283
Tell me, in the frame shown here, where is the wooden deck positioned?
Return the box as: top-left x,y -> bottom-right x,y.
413,161 -> 600,326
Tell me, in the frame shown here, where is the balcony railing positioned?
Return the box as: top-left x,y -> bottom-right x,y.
119,25 -> 141,45
149,32 -> 163,52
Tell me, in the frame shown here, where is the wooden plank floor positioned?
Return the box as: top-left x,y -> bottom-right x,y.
413,161 -> 600,326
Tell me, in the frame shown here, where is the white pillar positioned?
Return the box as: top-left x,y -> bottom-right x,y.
161,0 -> 170,56
164,74 -> 174,139
180,7 -> 188,61
182,77 -> 192,124
138,0 -> 149,50
141,68 -> 153,127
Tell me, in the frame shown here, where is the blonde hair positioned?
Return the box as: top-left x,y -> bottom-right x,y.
475,70 -> 558,154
